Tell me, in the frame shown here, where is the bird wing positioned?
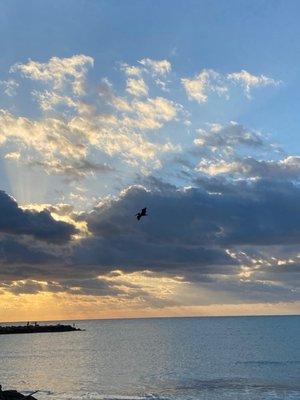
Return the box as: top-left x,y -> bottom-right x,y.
141,208 -> 147,214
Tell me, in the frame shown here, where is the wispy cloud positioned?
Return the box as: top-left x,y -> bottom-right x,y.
0,79 -> 19,96
139,58 -> 172,75
228,70 -> 281,99
182,68 -> 280,103
126,78 -> 149,97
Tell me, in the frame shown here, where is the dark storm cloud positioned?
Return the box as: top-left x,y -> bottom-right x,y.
85,179 -> 300,247
0,235 -> 58,266
69,179 -> 299,302
0,179 -> 299,302
250,263 -> 300,288
0,190 -> 77,243
195,276 -> 299,304
73,236 -> 234,274
0,235 -> 77,282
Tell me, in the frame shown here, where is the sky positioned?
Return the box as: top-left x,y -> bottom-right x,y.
0,0 -> 299,321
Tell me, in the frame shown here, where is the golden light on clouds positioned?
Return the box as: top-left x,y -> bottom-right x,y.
0,287 -> 299,323
1,271 -> 299,322
21,203 -> 89,238
0,52 -> 297,322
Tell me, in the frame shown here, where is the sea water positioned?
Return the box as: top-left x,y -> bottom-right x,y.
0,316 -> 299,400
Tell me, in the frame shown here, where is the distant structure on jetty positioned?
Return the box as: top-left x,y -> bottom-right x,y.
0,322 -> 82,335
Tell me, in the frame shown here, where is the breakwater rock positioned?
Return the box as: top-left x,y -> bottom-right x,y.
0,390 -> 37,400
0,323 -> 82,335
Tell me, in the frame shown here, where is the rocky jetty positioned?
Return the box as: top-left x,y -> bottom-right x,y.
0,390 -> 37,400
0,323 -> 82,335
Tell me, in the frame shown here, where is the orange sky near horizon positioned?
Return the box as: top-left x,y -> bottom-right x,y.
0,289 -> 299,323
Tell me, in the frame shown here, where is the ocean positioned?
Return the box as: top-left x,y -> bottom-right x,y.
0,316 -> 299,400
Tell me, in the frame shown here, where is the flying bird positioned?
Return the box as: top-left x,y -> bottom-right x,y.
135,207 -> 147,221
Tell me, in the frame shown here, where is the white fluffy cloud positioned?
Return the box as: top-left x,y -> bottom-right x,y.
120,63 -> 143,77
32,90 -> 77,111
0,55 -> 183,180
182,69 -> 228,103
0,109 -> 88,159
1,55 -> 281,185
123,97 -> 178,130
0,106 -> 178,177
11,54 -> 94,95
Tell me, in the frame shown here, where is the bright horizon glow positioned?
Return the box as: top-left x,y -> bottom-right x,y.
1,291 -> 299,324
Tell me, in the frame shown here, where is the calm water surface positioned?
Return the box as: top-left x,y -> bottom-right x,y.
0,316 -> 299,400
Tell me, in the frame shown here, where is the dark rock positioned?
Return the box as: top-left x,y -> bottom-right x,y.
0,324 -> 82,335
1,390 -> 37,400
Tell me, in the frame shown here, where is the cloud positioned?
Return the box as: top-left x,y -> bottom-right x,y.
0,79 -> 19,96
124,96 -> 178,130
2,55 -> 281,187
28,158 -> 115,181
0,277 -> 122,297
0,54 -> 296,308
126,78 -> 149,97
11,54 -> 94,95
32,90 -> 77,111
0,236 -> 60,274
99,79 -> 179,130
188,122 -> 285,183
197,156 -> 300,179
84,180 -> 300,249
0,179 -> 299,304
228,70 -> 281,98
121,59 -> 171,79
182,69 -> 228,103
0,100 -> 178,179
194,122 -> 265,152
0,65 -> 181,181
68,179 -> 300,303
69,112 -> 179,169
0,109 -> 88,159
0,190 -> 77,243
120,63 -> 143,77
192,121 -> 273,173
139,58 -> 171,75
182,69 -> 280,103
5,151 -> 20,161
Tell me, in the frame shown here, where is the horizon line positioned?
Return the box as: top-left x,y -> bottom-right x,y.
1,313 -> 299,325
